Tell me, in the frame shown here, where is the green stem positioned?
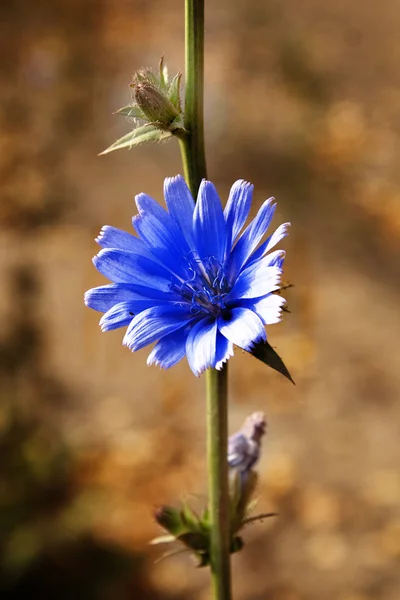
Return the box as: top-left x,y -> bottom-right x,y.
179,2 -> 232,599
179,0 -> 207,198
206,366 -> 232,600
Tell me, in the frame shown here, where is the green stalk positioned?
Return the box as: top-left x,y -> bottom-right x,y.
179,2 -> 232,599
179,0 -> 207,197
206,365 -> 232,600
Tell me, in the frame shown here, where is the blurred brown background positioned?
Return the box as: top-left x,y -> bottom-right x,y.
1,0 -> 400,599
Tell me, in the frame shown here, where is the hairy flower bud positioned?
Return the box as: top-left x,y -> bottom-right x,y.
153,505 -> 183,535
131,81 -> 179,130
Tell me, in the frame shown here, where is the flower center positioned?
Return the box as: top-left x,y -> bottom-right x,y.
170,254 -> 230,316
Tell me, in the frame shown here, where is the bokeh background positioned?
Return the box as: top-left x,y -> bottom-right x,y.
1,1 -> 400,599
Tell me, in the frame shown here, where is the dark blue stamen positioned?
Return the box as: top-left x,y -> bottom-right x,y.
169,254 -> 230,317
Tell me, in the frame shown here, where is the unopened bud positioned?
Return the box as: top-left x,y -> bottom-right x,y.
132,81 -> 179,129
153,505 -> 183,536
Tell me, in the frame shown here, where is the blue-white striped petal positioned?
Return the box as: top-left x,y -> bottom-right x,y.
186,317 -> 218,376
123,305 -> 192,352
218,307 -> 266,350
228,198 -> 276,282
224,180 -> 253,254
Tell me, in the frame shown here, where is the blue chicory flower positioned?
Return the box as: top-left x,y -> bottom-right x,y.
84,176 -> 290,376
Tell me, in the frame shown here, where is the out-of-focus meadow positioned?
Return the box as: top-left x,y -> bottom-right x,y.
1,0 -> 400,598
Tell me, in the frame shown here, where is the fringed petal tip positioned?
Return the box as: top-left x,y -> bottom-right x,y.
83,290 -> 91,307
215,346 -> 234,371
99,321 -> 111,333
266,307 -> 284,326
164,174 -> 185,188
134,193 -> 144,213
94,229 -> 104,246
146,356 -> 162,369
192,366 -> 205,378
270,249 -> 286,268
228,179 -> 254,198
122,336 -> 134,351
264,198 -> 276,214
95,225 -> 111,246
271,222 -> 291,248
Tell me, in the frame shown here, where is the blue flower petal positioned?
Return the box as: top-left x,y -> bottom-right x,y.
135,192 -> 191,257
224,180 -> 253,254
228,197 -> 276,282
164,175 -> 195,246
215,332 -> 234,370
96,225 -> 148,254
253,293 -> 286,325
271,255 -> 285,269
226,263 -> 282,301
99,300 -> 154,332
147,326 -> 190,369
86,283 -> 158,312
262,249 -> 286,268
218,307 -> 266,350
85,283 -> 179,313
245,222 -> 290,268
133,210 -> 190,280
186,317 -> 218,376
93,249 -> 174,291
250,249 -> 286,269
123,305 -> 192,351
238,293 -> 286,325
98,303 -> 132,332
193,180 -> 227,263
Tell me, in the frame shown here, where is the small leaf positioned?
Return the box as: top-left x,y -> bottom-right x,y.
134,69 -> 158,86
200,506 -> 209,524
181,502 -> 201,531
167,72 -> 182,111
229,470 -> 242,514
230,470 -> 259,534
247,340 -> 295,384
99,125 -> 172,155
159,56 -> 169,88
115,105 -> 146,119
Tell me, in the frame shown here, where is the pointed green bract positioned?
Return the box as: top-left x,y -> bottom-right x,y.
115,105 -> 146,119
248,340 -> 295,384
159,55 -> 169,88
181,502 -> 202,532
168,73 -> 183,112
99,125 -> 172,155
